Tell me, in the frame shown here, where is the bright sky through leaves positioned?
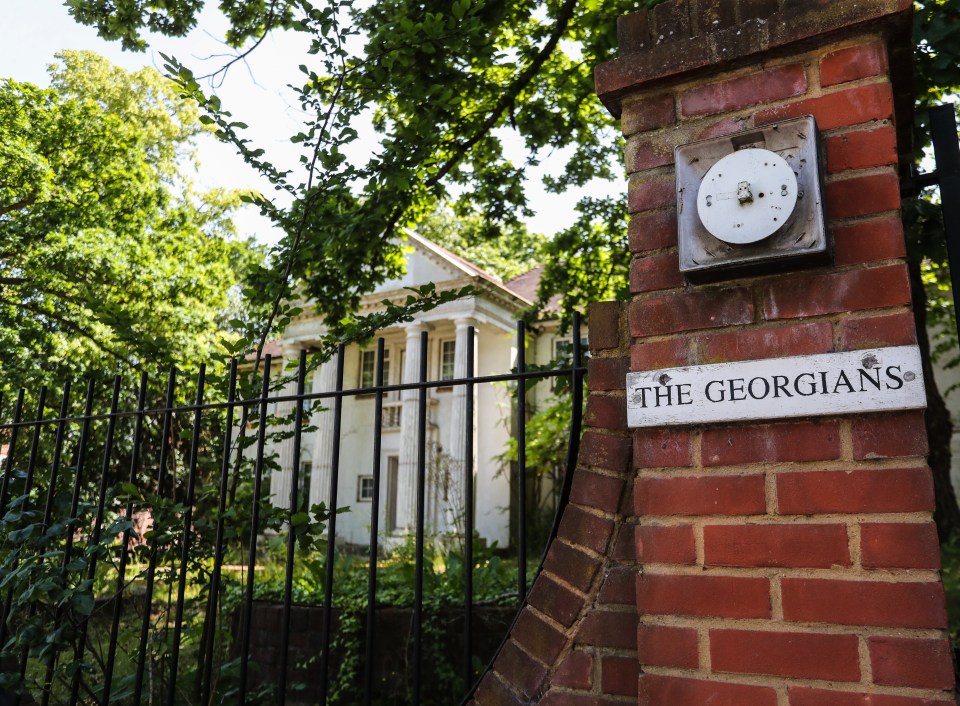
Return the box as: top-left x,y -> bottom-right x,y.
0,0 -> 615,245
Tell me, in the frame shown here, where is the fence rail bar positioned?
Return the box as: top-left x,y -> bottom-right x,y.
0,389 -> 25,513
413,330 -> 429,705
41,378 -> 95,706
201,359 -> 239,703
0,368 -> 584,431
556,312 -> 584,545
23,384 -> 70,706
70,375 -> 122,705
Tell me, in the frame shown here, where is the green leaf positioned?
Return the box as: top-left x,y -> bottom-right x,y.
71,592 -> 94,616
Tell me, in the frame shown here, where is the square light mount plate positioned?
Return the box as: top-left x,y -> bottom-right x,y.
675,115 -> 827,280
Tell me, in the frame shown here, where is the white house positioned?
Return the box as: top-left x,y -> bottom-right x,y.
262,232 -> 581,548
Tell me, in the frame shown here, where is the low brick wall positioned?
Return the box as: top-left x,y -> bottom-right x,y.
243,601 -> 514,703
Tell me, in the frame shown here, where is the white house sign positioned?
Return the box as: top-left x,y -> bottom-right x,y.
626,346 -> 927,428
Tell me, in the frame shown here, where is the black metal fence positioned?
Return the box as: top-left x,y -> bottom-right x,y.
0,315 -> 585,705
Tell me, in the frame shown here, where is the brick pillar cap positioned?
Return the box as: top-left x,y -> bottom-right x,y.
595,0 -> 911,118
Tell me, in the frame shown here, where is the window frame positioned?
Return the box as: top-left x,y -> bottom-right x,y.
359,347 -> 390,389
357,475 -> 375,502
440,339 -> 456,382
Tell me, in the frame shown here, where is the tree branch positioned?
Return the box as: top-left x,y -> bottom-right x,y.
0,194 -> 38,216
197,0 -> 280,87
424,0 -> 578,189
0,296 -> 139,371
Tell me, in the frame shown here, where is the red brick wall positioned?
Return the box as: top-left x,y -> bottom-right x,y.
470,1 -> 954,704
470,301 -> 638,706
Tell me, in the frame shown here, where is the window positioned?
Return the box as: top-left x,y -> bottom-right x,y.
360,350 -> 375,388
440,339 -> 456,381
357,475 -> 375,501
386,457 -> 399,531
359,348 -> 390,388
553,336 -> 589,365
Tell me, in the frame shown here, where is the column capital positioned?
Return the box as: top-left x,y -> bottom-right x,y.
403,321 -> 431,338
279,345 -> 305,363
454,317 -> 476,330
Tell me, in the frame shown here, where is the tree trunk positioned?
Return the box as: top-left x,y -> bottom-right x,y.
909,259 -> 960,540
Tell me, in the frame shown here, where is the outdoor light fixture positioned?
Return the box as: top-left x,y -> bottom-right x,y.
675,115 -> 828,279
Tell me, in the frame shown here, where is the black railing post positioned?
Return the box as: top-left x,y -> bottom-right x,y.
103,372 -> 148,706
319,343 -> 345,706
42,378 -> 94,706
363,337 -> 387,706
9,387 -> 47,703
133,368 -> 176,706
70,375 -> 122,704
201,358 -> 238,704
239,356 -> 273,705
28,383 -> 71,704
516,321 -> 527,603
2,387 -> 45,656
931,104 -> 960,334
166,365 -> 206,706
279,350 -> 308,704
413,329 -> 429,705
551,311 -> 585,545
463,325 -> 475,692
0,389 -> 26,513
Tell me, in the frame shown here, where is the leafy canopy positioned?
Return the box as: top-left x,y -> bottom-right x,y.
66,0 -> 654,342
0,50 -> 255,394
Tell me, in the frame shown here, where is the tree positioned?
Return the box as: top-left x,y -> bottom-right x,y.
65,0 -> 640,339
61,1 -> 960,536
0,50 -> 255,398
901,0 -> 960,537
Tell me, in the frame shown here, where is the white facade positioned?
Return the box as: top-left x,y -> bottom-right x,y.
262,232 -> 577,547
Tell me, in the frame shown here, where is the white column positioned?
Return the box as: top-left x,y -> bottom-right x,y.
310,353 -> 340,510
396,323 -> 428,532
271,350 -> 299,508
445,318 -> 476,533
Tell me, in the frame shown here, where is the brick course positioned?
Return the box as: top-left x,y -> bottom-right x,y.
781,579 -> 948,629
635,474 -> 767,516
703,523 -> 851,568
820,40 -> 889,87
761,264 -> 911,320
629,208 -> 677,252
868,636 -> 956,689
638,675 -> 778,706
680,64 -> 807,117
636,623 -> 699,668
755,82 -> 895,130
710,629 -> 861,681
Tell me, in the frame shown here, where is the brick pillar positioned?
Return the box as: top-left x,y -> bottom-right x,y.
610,1 -> 953,704
471,1 -> 956,705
